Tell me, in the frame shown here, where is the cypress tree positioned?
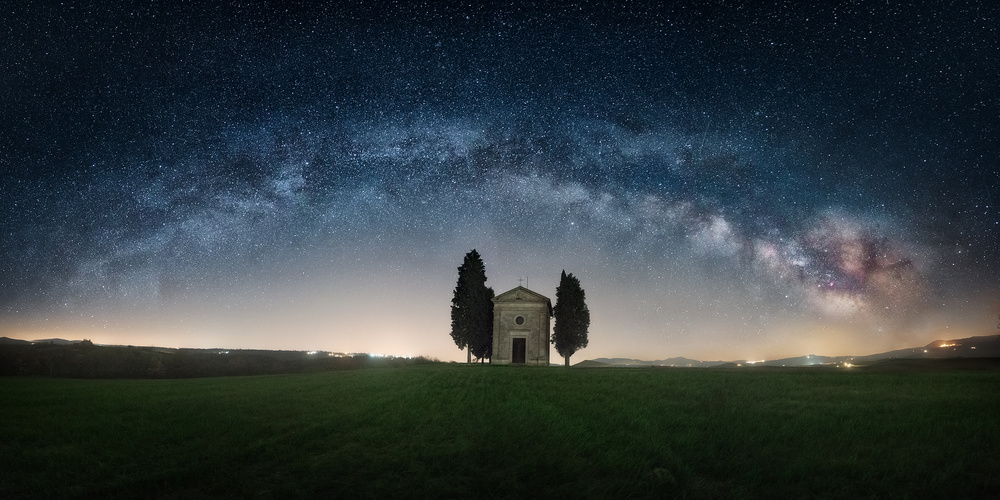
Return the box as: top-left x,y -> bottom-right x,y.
552,270 -> 590,367
450,250 -> 495,363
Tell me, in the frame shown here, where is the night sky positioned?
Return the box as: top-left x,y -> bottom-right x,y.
2,1 -> 998,361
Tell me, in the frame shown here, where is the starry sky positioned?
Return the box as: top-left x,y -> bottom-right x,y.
2,1 -> 998,361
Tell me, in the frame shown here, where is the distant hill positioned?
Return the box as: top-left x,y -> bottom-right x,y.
760,354 -> 848,367
0,337 -> 83,346
588,357 -> 726,367
851,335 -> 1000,362
581,334 -> 1000,368
572,359 -> 613,368
0,343 -> 434,378
30,338 -> 82,345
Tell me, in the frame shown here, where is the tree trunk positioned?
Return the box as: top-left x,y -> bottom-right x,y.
467,345 -> 472,364
564,354 -> 570,367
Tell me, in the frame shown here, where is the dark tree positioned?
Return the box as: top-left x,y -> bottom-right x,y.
450,250 -> 495,363
552,270 -> 590,367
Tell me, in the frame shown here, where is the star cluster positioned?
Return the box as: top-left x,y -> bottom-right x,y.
1,2 -> 997,360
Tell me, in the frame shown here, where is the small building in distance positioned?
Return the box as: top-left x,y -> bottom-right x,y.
491,286 -> 551,365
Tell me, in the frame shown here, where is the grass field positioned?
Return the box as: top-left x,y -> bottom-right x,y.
2,364 -> 999,498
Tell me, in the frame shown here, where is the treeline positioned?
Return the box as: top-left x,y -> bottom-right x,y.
0,341 -> 437,378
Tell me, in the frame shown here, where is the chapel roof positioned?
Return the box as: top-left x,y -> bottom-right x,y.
492,286 -> 551,305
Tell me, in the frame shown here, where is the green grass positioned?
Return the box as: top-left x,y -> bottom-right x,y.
2,365 -> 999,498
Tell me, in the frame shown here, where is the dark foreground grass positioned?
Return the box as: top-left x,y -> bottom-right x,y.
2,365 -> 999,498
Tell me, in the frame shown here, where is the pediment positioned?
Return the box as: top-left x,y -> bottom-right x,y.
492,286 -> 551,305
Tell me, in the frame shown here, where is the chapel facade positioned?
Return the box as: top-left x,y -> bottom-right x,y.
491,286 -> 551,365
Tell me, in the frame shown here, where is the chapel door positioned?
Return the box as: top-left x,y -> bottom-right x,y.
512,338 -> 526,364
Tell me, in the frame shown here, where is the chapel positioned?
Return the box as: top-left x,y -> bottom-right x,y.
491,286 -> 551,365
